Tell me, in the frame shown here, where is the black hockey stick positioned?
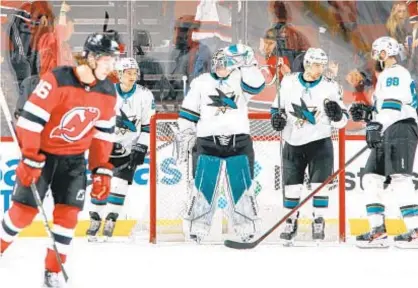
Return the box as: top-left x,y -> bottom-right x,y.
224,144 -> 369,249
0,88 -> 69,281
103,11 -> 109,33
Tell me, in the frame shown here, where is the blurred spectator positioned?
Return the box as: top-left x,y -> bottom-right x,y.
37,1 -> 74,77
407,0 -> 418,79
386,2 -> 411,64
3,1 -> 54,87
249,28 -> 290,112
270,1 -> 310,67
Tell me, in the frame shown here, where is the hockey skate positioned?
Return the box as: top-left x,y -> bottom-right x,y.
103,213 -> 118,241
86,212 -> 102,242
356,224 -> 389,248
312,216 -> 325,241
43,270 -> 61,287
280,212 -> 299,246
394,228 -> 418,249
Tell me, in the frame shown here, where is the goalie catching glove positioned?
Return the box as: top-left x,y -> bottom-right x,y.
173,128 -> 196,165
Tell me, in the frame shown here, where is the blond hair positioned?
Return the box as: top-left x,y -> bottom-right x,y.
386,3 -> 408,39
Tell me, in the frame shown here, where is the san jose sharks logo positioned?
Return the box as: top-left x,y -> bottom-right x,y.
207,88 -> 238,114
116,109 -> 138,135
289,98 -> 318,126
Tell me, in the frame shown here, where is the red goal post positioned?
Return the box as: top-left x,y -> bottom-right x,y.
148,112 -> 346,243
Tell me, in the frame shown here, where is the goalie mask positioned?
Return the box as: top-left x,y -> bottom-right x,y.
211,49 -> 228,74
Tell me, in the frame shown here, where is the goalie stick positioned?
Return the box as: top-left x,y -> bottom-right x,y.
224,144 -> 369,249
0,88 -> 69,282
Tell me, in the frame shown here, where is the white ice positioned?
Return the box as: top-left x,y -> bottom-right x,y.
1,238 -> 417,288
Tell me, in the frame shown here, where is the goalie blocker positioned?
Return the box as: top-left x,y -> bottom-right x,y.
184,134 -> 260,243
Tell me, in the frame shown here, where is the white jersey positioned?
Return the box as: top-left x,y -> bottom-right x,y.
178,66 -> 265,137
114,83 -> 155,157
373,64 -> 417,131
271,72 -> 348,146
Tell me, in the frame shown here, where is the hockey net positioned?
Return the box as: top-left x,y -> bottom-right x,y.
131,113 -> 346,244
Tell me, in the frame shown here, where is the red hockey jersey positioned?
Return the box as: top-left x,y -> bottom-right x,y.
16,66 -> 116,170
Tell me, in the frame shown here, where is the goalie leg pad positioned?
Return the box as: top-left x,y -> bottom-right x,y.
186,155 -> 223,239
225,155 -> 260,239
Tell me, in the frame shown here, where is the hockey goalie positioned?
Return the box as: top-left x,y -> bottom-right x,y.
174,44 -> 266,243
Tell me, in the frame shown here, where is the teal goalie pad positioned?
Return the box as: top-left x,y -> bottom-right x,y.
194,155 -> 223,205
225,155 -> 252,204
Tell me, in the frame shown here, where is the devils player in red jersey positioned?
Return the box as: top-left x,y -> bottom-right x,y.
0,32 -> 120,287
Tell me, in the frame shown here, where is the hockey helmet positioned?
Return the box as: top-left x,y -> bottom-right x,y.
303,48 -> 328,69
83,33 -> 120,58
371,37 -> 399,61
114,57 -> 140,80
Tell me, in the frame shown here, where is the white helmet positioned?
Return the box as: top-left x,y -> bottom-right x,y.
371,36 -> 399,61
303,48 -> 328,68
115,57 -> 140,79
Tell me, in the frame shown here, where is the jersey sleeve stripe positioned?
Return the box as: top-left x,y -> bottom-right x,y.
19,110 -> 47,126
23,101 -> 50,122
16,116 -> 44,133
141,124 -> 150,133
94,131 -> 115,143
95,126 -> 115,134
241,81 -> 265,95
382,99 -> 402,111
179,108 -> 200,123
95,117 -> 116,129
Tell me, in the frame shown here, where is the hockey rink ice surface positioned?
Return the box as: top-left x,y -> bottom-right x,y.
0,238 -> 417,288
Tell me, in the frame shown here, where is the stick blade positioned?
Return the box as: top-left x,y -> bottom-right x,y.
224,239 -> 258,250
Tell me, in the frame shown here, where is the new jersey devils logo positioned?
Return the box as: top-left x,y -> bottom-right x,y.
51,107 -> 100,142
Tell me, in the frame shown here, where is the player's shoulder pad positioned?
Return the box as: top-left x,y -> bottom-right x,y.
136,84 -> 155,100
52,66 -> 116,98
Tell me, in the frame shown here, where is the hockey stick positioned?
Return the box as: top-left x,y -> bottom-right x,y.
0,89 -> 69,282
224,144 -> 369,249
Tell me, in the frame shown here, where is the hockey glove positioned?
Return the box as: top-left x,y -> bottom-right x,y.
324,100 -> 343,122
91,163 -> 113,201
349,103 -> 373,122
366,121 -> 383,149
271,110 -> 287,132
130,143 -> 148,167
16,153 -> 46,187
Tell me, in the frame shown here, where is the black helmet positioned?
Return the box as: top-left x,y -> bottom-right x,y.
83,33 -> 120,57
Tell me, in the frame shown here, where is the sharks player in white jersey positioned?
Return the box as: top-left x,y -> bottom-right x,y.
86,57 -> 155,241
175,44 -> 265,243
349,37 -> 418,248
270,48 -> 348,244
